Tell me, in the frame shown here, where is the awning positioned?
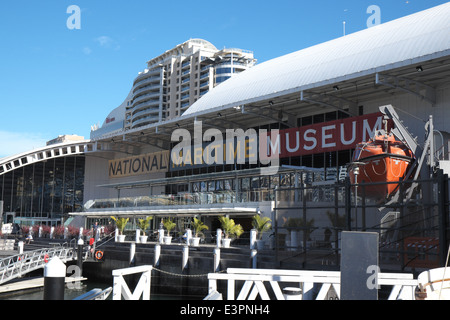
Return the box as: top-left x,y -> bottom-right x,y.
69,206 -> 259,218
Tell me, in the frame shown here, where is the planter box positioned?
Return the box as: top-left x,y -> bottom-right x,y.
191,237 -> 200,246
222,238 -> 231,248
256,239 -> 265,250
164,236 -> 172,244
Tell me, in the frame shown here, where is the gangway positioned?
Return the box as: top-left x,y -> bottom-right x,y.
0,246 -> 79,285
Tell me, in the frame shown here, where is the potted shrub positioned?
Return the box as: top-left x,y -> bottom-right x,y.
252,215 -> 272,250
53,225 -> 65,239
162,218 -> 176,244
191,217 -> 208,246
41,225 -> 51,238
218,216 -> 244,248
111,216 -> 129,242
137,216 -> 153,243
283,217 -> 315,249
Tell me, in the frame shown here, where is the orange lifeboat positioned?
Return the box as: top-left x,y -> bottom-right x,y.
349,132 -> 414,199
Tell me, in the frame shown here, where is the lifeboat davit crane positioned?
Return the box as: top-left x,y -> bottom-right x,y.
349,104 -> 436,202
349,105 -> 438,236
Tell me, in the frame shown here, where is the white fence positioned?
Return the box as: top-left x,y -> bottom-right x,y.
207,268 -> 418,300
112,265 -> 152,300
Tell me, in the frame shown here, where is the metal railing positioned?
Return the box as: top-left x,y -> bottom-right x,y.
273,172 -> 450,271
0,246 -> 76,285
206,268 -> 418,300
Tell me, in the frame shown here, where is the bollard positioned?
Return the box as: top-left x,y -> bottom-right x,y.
50,226 -> 54,239
64,227 -> 68,240
43,256 -> 67,300
213,248 -> 220,272
251,249 -> 257,269
182,245 -> 189,271
115,228 -> 118,242
130,243 -> 136,265
130,242 -> 136,263
154,243 -> 161,267
186,229 -> 192,246
216,228 -> 222,248
158,228 -> 164,244
250,229 -> 257,249
135,229 -> 140,243
77,238 -> 84,277
18,241 -> 24,254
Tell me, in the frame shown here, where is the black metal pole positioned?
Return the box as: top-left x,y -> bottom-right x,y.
437,169 -> 448,266
345,177 -> 352,231
77,238 -> 84,277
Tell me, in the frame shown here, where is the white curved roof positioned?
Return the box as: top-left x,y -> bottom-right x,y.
184,2 -> 450,116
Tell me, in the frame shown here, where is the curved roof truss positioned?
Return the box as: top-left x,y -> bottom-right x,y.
0,140 -> 97,176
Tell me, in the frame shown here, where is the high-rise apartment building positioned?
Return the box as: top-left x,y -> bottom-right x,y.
91,39 -> 256,139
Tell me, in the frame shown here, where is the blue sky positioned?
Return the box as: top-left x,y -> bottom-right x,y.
0,0 -> 448,158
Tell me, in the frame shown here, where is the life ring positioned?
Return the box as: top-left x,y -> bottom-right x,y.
95,251 -> 103,260
44,254 -> 49,263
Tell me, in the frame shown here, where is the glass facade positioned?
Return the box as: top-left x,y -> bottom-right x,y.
0,156 -> 85,225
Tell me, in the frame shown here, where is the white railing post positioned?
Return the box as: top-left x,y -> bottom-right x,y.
213,248 -> 220,272
186,229 -> 192,246
251,249 -> 257,268
130,243 -> 136,265
112,265 -> 152,300
216,229 -> 222,248
250,229 -> 257,249
18,241 -> 23,254
154,243 -> 161,267
135,229 -> 140,243
182,246 -> 189,271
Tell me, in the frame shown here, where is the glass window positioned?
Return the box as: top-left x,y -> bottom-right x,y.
270,175 -> 279,189
216,180 -> 224,191
216,67 -> 232,74
280,173 -> 291,187
251,177 -> 260,189
260,176 -> 269,189
224,179 -> 232,191
241,178 -> 250,191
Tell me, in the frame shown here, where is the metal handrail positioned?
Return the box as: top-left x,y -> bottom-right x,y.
0,247 -> 76,285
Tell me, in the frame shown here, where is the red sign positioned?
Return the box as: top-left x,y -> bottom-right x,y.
261,112 -> 389,158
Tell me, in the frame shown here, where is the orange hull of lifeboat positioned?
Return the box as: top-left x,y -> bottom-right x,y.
349,133 -> 414,199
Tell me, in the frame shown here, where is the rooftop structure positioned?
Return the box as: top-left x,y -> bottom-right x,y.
184,2 -> 450,120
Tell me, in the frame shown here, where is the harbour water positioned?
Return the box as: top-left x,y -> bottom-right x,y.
0,279 -> 191,300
